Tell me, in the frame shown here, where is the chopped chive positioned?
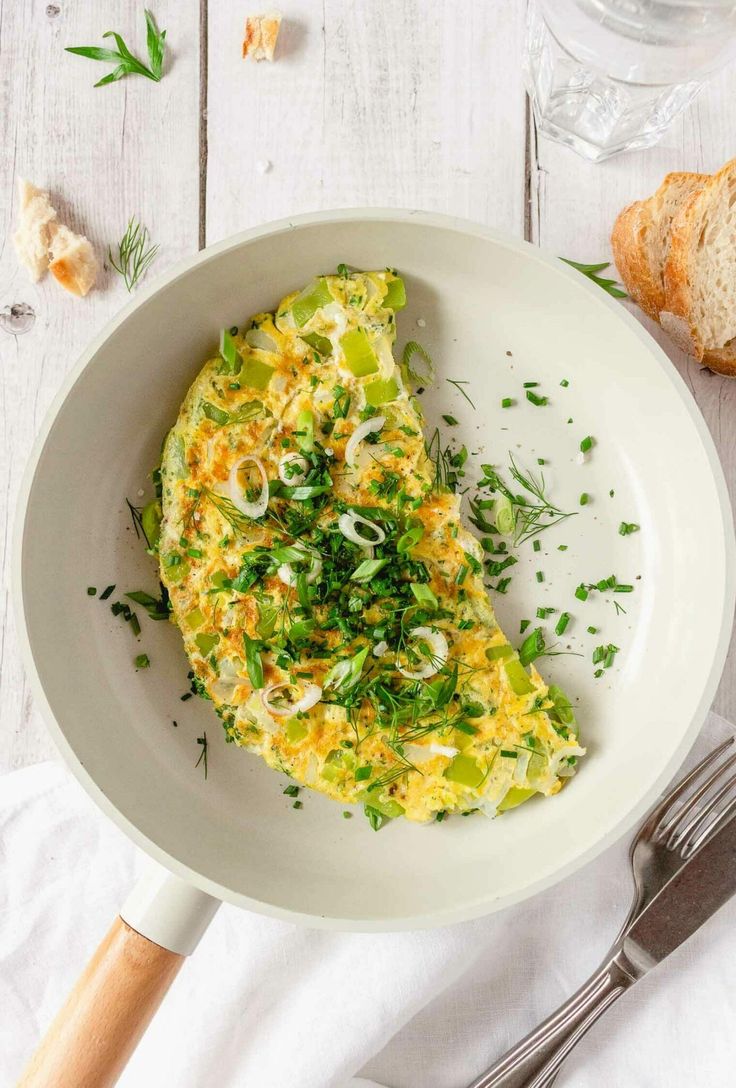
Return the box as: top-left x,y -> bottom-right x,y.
535,571 -> 544,583
134,653 -> 150,669
520,619 -> 531,633
555,612 -> 570,636
587,625 -> 598,634
560,379 -> 569,387
609,489 -> 615,497
283,784 -> 300,797
533,540 -> 541,552
130,613 -> 141,638
594,668 -> 604,678
567,418 -> 573,424
558,545 -> 568,551
293,800 -> 303,809
575,584 -> 589,601
580,436 -> 594,453
526,390 -> 548,406
523,381 -> 540,388
536,606 -> 554,619
355,765 -> 372,781
87,586 -> 97,596
537,458 -> 545,466
613,583 -> 634,593
442,414 -> 459,426
343,811 -> 353,819
100,584 -> 115,600
187,547 -> 203,558
580,492 -> 590,506
619,522 -> 640,536
501,397 -> 514,408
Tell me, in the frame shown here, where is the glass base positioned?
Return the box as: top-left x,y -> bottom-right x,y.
524,2 -> 705,162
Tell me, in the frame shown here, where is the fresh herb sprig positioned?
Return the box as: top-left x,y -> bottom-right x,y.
560,259 -> 627,299
66,10 -> 167,87
478,455 -> 575,546
109,218 -> 159,291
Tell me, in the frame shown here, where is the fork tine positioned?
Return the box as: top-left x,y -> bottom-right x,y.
673,769 -> 736,855
683,790 -> 736,858
639,737 -> 734,844
660,749 -> 736,847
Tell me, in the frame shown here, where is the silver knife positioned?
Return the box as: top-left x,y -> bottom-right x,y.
467,810 -> 736,1088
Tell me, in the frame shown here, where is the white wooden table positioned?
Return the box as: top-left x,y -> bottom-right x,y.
2,0 -> 735,774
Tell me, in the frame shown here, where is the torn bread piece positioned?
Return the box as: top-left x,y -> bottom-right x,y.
242,12 -> 282,61
611,172 -> 706,321
13,178 -> 59,282
661,158 -> 736,363
48,223 -> 99,298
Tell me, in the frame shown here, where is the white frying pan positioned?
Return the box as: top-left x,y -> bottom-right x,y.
13,210 -> 735,1086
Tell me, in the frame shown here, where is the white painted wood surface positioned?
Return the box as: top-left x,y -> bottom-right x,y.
1,0 -> 735,776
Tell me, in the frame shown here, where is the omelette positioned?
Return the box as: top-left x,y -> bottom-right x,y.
157,269 -> 584,827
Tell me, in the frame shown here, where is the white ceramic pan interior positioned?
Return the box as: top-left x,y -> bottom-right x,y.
15,210 -> 736,932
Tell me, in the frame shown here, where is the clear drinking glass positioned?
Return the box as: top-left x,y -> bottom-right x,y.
524,0 -> 736,161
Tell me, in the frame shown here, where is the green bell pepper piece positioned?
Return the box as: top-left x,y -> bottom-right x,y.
141,499 -> 162,549
340,327 -> 379,376
382,276 -> 406,310
287,718 -> 309,743
296,408 -> 314,452
498,786 -> 536,812
185,607 -> 206,630
504,658 -> 535,696
364,376 -> 399,406
444,753 -> 484,789
242,353 -> 274,390
300,331 -> 332,356
291,278 -> 333,327
219,328 -> 242,375
195,632 -> 219,656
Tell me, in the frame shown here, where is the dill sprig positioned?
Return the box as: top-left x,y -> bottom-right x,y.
478,454 -> 575,545
560,258 -> 627,299
109,217 -> 159,291
446,378 -> 476,409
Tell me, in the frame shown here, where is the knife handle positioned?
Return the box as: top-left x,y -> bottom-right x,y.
466,946 -> 640,1088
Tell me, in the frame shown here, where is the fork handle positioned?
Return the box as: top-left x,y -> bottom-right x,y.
466,947 -> 639,1088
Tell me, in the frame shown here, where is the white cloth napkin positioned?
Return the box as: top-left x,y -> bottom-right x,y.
3,712 -> 736,1088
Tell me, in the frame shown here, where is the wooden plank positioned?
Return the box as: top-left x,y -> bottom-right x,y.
528,64 -> 736,720
0,1 -> 200,771
205,0 -> 528,242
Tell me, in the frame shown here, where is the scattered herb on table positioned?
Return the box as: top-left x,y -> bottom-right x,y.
66,9 -> 167,87
109,217 -> 159,291
195,733 -> 208,778
619,521 -> 640,536
134,653 -> 150,669
446,378 -> 476,409
560,259 -> 627,299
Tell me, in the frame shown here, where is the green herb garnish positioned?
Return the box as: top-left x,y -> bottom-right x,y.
109,217 -> 159,291
560,259 -> 627,299
195,732 -> 208,778
66,9 -> 167,87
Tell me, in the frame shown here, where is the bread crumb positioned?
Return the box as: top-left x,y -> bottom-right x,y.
49,224 -> 99,298
13,179 -> 98,297
13,179 -> 58,282
242,12 -> 282,61
417,318 -> 426,328
257,159 -> 272,174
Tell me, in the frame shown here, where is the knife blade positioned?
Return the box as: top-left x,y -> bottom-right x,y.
623,808 -> 736,975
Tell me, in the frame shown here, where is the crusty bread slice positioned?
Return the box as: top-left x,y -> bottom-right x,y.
611,172 -> 707,321
13,178 -> 58,281
661,158 -> 736,361
242,12 -> 282,60
48,223 -> 99,297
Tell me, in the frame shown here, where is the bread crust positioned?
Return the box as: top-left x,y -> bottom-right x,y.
612,173 -> 706,323
242,13 -> 281,60
662,159 -> 736,362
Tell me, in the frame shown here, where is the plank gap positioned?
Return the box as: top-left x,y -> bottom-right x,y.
198,0 -> 209,250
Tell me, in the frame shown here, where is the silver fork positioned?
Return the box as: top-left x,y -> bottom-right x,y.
467,736 -> 736,1088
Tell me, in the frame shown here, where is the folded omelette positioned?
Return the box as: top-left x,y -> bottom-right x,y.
158,269 -> 584,827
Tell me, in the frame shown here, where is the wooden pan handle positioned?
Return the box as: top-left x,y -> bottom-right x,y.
17,916 -> 183,1088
